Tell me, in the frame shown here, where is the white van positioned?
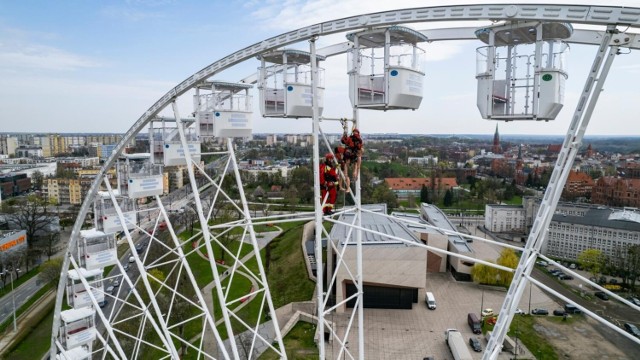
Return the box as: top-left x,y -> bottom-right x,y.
425,292 -> 436,310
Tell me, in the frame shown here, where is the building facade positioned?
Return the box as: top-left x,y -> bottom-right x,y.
47,178 -> 83,205
484,204 -> 526,233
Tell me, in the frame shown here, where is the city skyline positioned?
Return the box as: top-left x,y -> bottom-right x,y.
2,1 -> 640,136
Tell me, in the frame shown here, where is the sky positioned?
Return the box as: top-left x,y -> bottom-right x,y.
2,0 -> 640,137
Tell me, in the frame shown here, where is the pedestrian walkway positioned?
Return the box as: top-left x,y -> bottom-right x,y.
190,226 -> 286,358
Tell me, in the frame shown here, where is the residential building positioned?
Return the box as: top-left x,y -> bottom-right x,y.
47,178 -> 83,205
0,135 -> 18,156
266,134 -> 278,146
99,144 -> 118,161
407,155 -> 438,166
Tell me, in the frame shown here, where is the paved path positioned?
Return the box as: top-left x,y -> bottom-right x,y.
191,227 -> 283,359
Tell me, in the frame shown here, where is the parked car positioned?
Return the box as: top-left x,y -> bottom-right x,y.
481,308 -> 494,317
98,300 -> 108,308
106,285 -> 115,294
531,308 -> 548,315
594,291 -> 609,300
553,309 -> 567,316
515,308 -> 525,315
123,263 -> 130,271
536,260 -> 548,266
564,304 -> 582,314
559,274 -> 574,280
112,279 -> 121,287
129,256 -> 135,263
624,323 -> 640,337
469,337 -> 482,352
627,297 -> 640,306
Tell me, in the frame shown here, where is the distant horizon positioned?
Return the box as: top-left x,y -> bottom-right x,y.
1,131 -> 638,139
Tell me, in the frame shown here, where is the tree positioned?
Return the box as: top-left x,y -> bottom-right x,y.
420,185 -> 430,204
471,261 -> 499,285
578,249 -> 606,277
31,170 -> 44,191
39,258 -> 63,285
496,248 -> 519,286
443,189 -> 454,207
371,183 -> 397,212
4,195 -> 57,271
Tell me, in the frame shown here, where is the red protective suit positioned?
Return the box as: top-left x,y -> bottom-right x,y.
319,162 -> 338,215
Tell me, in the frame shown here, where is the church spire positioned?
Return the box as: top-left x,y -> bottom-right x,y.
492,124 -> 502,154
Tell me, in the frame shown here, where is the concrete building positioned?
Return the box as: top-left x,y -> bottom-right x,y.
0,174 -> 31,199
99,144 -> 118,161
0,135 -> 18,156
484,204 -> 526,233
327,204 -> 427,312
15,146 -> 43,158
265,134 -> 278,146
420,203 -> 474,281
407,155 -> 438,166
47,178 -> 83,205
543,207 -> 640,262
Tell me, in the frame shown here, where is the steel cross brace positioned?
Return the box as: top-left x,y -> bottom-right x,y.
483,25 -> 626,360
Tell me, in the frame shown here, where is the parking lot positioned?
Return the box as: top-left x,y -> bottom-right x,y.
332,272 -> 559,360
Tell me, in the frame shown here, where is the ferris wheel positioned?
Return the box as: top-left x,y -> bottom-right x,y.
50,4 -> 640,360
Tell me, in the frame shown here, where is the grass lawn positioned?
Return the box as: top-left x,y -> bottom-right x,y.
3,301 -> 55,360
258,321 -> 319,359
483,314 -> 558,360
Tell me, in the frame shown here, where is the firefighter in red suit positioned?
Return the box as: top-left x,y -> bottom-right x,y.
319,153 -> 338,215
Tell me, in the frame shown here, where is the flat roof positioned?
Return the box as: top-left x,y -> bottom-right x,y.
553,208 -> 640,232
330,204 -> 421,247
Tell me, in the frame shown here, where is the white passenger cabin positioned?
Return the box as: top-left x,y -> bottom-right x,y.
66,268 -> 104,309
59,308 -> 96,350
347,26 -> 427,111
56,346 -> 91,360
77,229 -> 117,271
194,81 -> 253,138
476,22 -> 571,121
93,191 -> 136,234
149,117 -> 201,166
118,153 -> 164,198
258,49 -> 325,118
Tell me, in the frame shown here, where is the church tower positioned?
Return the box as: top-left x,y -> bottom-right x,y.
492,124 -> 502,154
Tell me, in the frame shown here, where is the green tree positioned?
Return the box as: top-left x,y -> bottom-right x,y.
578,249 -> 606,277
443,189 -> 454,207
31,170 -> 44,190
471,261 -> 499,285
496,248 -> 518,286
39,258 -> 63,285
420,185 -> 430,204
371,183 -> 397,212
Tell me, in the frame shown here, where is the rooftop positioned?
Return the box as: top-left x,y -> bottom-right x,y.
330,204 -> 421,247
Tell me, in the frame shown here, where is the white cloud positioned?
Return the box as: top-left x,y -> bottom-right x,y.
0,27 -> 103,72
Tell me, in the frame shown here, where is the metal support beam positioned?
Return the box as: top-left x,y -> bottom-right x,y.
483,26 -> 623,360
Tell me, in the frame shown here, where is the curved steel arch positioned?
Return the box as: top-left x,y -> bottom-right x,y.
52,3 -> 640,359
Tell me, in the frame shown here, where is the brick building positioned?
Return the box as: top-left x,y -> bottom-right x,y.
592,176 -> 640,208
562,170 -> 595,200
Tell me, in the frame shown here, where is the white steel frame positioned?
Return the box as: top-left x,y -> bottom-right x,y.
51,3 -> 640,360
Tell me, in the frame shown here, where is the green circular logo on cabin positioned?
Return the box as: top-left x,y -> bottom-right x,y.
542,74 -> 553,81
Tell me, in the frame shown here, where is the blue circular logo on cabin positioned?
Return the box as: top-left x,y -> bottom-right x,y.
390,70 -> 399,76
215,112 -> 220,117
129,179 -> 133,183
287,85 -> 294,91
165,144 -> 169,148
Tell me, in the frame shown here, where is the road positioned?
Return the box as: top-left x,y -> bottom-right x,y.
0,275 -> 40,326
531,267 -> 640,358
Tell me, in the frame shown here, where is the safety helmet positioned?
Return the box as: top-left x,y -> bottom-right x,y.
325,153 -> 334,161
352,128 -> 360,134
